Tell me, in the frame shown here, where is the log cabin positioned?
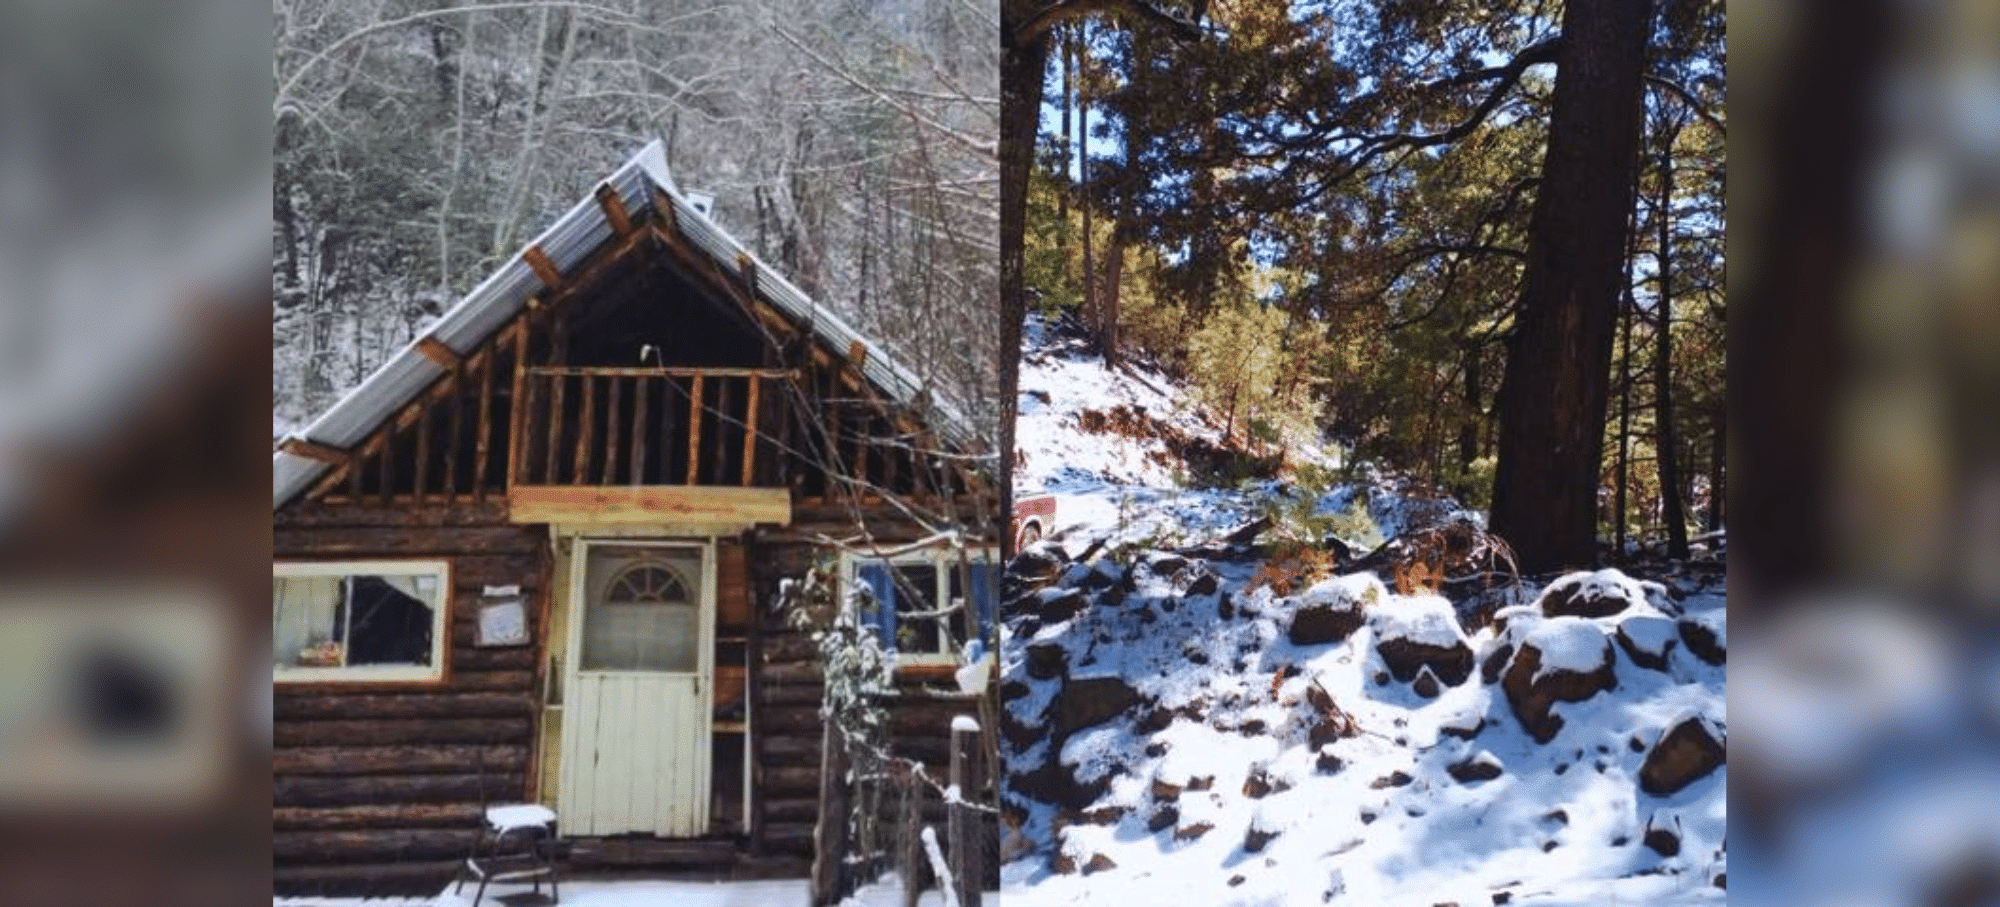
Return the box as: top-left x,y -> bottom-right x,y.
271,142 -> 999,896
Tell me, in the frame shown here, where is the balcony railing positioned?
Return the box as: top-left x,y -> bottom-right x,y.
511,367 -> 789,488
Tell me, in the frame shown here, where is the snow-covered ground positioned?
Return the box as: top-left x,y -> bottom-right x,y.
276,875 -> 992,907
1003,313 -> 1727,905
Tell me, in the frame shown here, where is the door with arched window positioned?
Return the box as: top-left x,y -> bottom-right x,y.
559,539 -> 713,836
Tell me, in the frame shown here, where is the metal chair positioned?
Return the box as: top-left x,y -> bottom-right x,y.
454,803 -> 560,906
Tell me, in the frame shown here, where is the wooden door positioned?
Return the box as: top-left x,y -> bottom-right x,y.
559,539 -> 713,836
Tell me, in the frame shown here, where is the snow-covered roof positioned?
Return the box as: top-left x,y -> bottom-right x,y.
273,140 -> 973,509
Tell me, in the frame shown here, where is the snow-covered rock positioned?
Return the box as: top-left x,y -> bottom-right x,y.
1501,617 -> 1618,743
1536,568 -> 1651,618
1370,594 -> 1475,686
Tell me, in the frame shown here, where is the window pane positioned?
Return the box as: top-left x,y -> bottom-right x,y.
580,547 -> 700,672
273,576 -> 341,669
894,564 -> 941,654
344,576 -> 436,667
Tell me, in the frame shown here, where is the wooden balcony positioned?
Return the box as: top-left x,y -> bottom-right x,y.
507,367 -> 793,526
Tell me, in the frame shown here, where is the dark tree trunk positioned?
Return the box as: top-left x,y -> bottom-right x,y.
1654,121 -> 1690,560
1459,343 -> 1482,469
1614,286 -> 1634,560
1000,0 -> 1055,559
1707,405 -> 1725,531
1489,0 -> 1656,574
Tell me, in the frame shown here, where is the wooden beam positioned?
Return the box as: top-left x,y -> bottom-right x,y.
595,183 -> 635,238
601,376 -> 622,485
573,374 -> 595,486
742,376 -> 761,486
736,251 -> 757,289
523,245 -> 563,290
474,349 -> 493,500
415,336 -> 460,370
685,373 -> 705,485
280,437 -> 349,465
508,323 -> 530,490
631,376 -> 650,486
847,340 -> 867,369
507,485 -> 792,527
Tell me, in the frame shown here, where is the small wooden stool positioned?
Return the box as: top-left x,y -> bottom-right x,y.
454,803 -> 559,906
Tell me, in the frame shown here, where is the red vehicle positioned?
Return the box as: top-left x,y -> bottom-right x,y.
1011,491 -> 1058,550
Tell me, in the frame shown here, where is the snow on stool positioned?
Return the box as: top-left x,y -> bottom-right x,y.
485,803 -> 557,831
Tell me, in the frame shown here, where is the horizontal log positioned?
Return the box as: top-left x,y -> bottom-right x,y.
275,717 -> 533,747
758,684 -> 825,707
273,828 -> 481,864
275,773 -> 526,808
758,736 -> 822,762
275,499 -> 511,529
762,766 -> 822,795
273,744 -> 526,776
761,797 -> 819,822
760,823 -> 816,855
274,692 -> 535,721
454,648 -> 536,671
275,526 -> 541,557
566,837 -> 737,868
273,802 -> 485,831
444,554 -> 545,588
449,670 -> 536,692
761,664 -> 823,685
756,707 -> 826,736
272,859 -> 462,898
760,635 -> 820,663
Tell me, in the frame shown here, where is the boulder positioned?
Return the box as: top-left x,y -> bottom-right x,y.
1052,675 -> 1141,741
1536,569 -> 1646,619
1026,641 -> 1068,680
1371,595 -> 1475,686
1413,665 -> 1443,699
1638,716 -> 1726,796
1006,544 -> 1067,589
1031,587 -> 1087,623
1678,613 -> 1727,665
1290,603 -> 1365,645
1447,751 -> 1505,783
1614,614 -> 1680,671
1501,619 -> 1617,743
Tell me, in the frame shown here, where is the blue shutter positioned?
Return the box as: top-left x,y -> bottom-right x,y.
969,560 -> 998,645
855,562 -> 897,651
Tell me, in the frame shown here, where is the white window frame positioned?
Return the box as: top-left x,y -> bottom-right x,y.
273,560 -> 451,684
842,546 -> 997,668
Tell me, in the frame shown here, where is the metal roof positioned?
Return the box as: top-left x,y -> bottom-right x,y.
273,140 -> 975,509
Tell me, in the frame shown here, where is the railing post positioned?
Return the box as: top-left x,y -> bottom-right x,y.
900,769 -> 922,907
949,716 -> 981,907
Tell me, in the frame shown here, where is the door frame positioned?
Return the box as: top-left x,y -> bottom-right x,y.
559,535 -> 716,836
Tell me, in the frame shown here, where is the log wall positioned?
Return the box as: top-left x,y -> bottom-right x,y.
273,506 -> 549,896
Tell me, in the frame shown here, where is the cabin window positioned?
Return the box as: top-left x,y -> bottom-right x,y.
272,561 -> 450,683
845,548 -> 997,666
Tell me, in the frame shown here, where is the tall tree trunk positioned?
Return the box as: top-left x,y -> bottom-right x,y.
1614,285 -> 1634,560
1489,0 -> 1656,574
1058,24 -> 1073,228
1459,343 -> 1482,468
1707,405 -> 1725,531
1654,120 -> 1690,559
1076,22 -> 1097,353
1000,0 -> 1055,558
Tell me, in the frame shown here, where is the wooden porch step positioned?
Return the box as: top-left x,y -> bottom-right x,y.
565,836 -> 739,869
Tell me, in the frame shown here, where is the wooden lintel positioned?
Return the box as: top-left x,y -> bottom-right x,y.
595,184 -> 635,238
280,437 -> 350,465
522,246 -> 563,290
415,336 -> 460,370
508,485 -> 791,527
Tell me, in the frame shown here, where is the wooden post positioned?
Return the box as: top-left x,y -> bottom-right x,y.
601,376 -> 623,484
810,722 -> 850,907
545,374 -> 566,484
949,716 -> 981,907
506,324 -> 528,490
741,375 -> 761,487
686,373 -> 705,485
473,352 -> 493,499
900,770 -> 923,907
573,375 -> 595,485
631,376 -> 649,486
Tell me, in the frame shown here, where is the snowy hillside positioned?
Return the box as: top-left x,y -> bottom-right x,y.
1015,312 -> 1466,550
1003,313 -> 1727,905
